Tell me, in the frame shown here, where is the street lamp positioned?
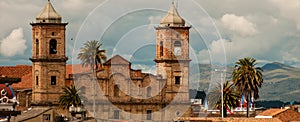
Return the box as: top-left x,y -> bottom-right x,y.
215,69 -> 226,118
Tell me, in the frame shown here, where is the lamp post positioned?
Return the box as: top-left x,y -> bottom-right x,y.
215,69 -> 226,118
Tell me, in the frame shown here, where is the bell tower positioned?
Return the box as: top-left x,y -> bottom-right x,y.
30,1 -> 68,105
155,3 -> 191,102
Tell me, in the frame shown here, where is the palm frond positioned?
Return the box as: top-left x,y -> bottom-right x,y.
77,40 -> 107,71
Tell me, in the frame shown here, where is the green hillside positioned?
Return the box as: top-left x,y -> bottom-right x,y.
189,62 -> 300,102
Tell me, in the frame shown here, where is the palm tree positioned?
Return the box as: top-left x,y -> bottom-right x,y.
77,40 -> 107,118
212,81 -> 241,117
77,40 -> 107,71
232,57 -> 263,117
59,85 -> 85,109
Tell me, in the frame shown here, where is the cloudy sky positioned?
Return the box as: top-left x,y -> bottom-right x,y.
0,0 -> 300,71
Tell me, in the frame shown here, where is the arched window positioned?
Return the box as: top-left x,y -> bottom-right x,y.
114,85 -> 119,97
160,41 -> 163,56
36,39 -> 39,56
49,39 -> 57,54
147,87 -> 152,97
174,41 -> 182,55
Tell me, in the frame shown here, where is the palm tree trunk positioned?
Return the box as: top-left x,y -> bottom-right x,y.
223,106 -> 227,117
219,106 -> 227,117
247,95 -> 250,117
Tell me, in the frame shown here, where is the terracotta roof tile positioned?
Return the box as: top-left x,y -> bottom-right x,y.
257,108 -> 287,116
0,65 -> 31,78
11,71 -> 32,89
257,108 -> 300,121
0,64 -> 90,90
0,65 -> 32,89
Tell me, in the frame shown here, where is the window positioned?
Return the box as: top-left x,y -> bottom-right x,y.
36,39 -> 39,56
49,39 -> 57,54
147,110 -> 152,120
51,32 -> 55,36
175,76 -> 181,85
43,114 -> 50,121
51,76 -> 56,85
160,41 -> 163,56
174,41 -> 181,47
114,85 -> 119,97
36,76 -> 39,85
113,110 -> 120,119
147,87 -> 152,97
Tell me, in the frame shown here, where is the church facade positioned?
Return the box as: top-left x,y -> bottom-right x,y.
73,3 -> 192,121
0,1 -> 193,121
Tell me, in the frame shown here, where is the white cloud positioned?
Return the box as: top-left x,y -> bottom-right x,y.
131,64 -> 156,74
148,15 -> 162,29
280,41 -> 300,65
269,0 -> 300,29
221,14 -> 257,37
0,28 -> 27,57
197,36 -> 274,65
0,0 -> 299,68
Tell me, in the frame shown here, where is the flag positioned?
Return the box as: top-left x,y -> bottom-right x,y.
205,100 -> 208,111
241,93 -> 245,106
227,106 -> 234,115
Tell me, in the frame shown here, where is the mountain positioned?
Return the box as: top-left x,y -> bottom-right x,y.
262,62 -> 294,71
189,62 -> 300,102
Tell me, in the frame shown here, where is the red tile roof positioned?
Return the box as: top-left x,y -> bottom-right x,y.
257,108 -> 287,116
0,65 -> 32,89
0,64 -> 90,90
11,72 -> 32,89
0,65 -> 31,78
257,108 -> 300,121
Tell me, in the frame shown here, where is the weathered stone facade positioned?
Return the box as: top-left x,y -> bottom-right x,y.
74,3 -> 192,121
30,1 -> 67,105
75,55 -> 191,121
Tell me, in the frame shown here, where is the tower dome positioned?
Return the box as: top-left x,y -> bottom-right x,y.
160,2 -> 185,27
36,1 -> 62,23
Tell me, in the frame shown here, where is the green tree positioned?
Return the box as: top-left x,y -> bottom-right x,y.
77,40 -> 107,71
59,85 -> 85,109
232,57 -> 263,117
213,81 -> 241,117
77,40 -> 107,118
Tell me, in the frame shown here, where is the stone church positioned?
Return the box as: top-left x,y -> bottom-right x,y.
0,1 -> 193,121
73,2 -> 192,121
